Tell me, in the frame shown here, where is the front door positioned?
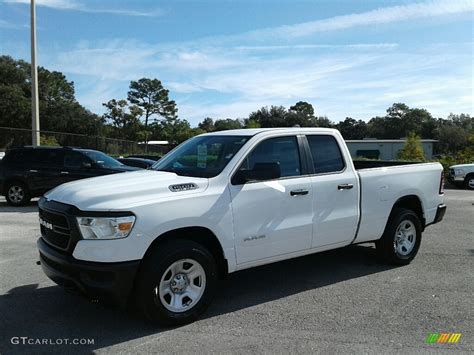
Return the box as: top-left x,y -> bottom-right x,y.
62,151 -> 97,182
229,136 -> 313,265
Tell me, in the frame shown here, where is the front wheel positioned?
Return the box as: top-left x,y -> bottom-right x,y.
376,208 -> 422,265
136,240 -> 217,326
465,174 -> 474,190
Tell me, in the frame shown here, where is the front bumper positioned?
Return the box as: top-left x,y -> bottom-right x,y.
447,174 -> 464,183
37,237 -> 140,307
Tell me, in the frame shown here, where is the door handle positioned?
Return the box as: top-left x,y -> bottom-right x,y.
290,189 -> 309,196
60,171 -> 69,175
338,183 -> 354,190
29,169 -> 38,173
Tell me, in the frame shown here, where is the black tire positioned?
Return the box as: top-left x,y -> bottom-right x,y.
376,208 -> 422,265
5,181 -> 31,206
464,174 -> 474,190
136,239 -> 218,326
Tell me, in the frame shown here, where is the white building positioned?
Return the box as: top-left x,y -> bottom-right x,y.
345,139 -> 438,160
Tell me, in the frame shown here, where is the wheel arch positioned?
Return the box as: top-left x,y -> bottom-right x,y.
3,177 -> 30,194
389,195 -> 425,230
142,226 -> 228,279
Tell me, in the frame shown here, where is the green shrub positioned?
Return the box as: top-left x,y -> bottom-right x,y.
40,135 -> 60,146
397,132 -> 425,161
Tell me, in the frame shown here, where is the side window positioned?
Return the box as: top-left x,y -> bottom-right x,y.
64,151 -> 89,169
34,150 -> 64,167
306,135 -> 345,174
240,136 -> 301,178
3,150 -> 32,166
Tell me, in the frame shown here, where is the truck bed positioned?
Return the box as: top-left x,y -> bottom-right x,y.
353,162 -> 443,244
353,160 -> 421,170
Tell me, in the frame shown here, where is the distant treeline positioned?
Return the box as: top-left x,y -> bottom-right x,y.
1,55 -> 472,155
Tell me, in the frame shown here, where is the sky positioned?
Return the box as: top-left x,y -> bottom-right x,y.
0,0 -> 473,126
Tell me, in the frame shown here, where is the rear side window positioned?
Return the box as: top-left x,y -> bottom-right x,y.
3,149 -> 33,165
306,135 -> 345,174
240,136 -> 301,178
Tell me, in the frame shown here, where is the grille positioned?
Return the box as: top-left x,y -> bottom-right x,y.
39,207 -> 71,250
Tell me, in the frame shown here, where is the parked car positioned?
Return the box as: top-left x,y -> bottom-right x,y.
448,163 -> 474,190
37,128 -> 446,325
0,146 -> 138,206
127,154 -> 161,161
117,157 -> 155,169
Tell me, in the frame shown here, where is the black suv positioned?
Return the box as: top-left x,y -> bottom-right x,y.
0,147 -> 138,206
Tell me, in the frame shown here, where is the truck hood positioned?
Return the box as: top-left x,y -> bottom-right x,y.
44,170 -> 209,211
449,163 -> 474,169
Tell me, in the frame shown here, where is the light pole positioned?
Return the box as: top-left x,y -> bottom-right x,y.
31,0 -> 40,146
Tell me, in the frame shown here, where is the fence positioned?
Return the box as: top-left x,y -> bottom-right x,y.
0,127 -> 170,157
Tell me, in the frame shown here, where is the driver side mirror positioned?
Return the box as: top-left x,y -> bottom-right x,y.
232,162 -> 281,185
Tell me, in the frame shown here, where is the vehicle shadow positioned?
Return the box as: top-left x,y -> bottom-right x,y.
0,245 -> 394,353
0,199 -> 38,213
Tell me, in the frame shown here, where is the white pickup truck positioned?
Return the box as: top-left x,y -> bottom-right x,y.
448,163 -> 474,189
37,128 -> 446,325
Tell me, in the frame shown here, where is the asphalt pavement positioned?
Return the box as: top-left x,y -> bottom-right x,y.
0,189 -> 472,354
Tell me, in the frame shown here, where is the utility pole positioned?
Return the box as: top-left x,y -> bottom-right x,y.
31,0 -> 40,146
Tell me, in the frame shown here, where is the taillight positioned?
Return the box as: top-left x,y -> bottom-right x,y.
439,172 -> 445,194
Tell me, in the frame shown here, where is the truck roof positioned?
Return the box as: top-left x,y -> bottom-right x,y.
201,127 -> 338,136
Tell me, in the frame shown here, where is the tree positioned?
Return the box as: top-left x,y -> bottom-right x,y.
0,55 -> 101,138
313,116 -> 333,128
397,132 -> 425,161
367,116 -> 387,138
198,117 -> 215,132
244,118 -> 261,128
102,99 -> 143,140
366,103 -> 435,139
127,78 -> 178,147
214,118 -> 243,131
152,117 -> 194,146
248,106 -> 287,127
289,101 -> 314,117
287,101 -> 315,127
336,117 -> 368,139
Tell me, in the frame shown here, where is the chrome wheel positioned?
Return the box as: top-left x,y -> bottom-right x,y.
394,220 -> 416,256
8,185 -> 25,204
155,258 -> 206,313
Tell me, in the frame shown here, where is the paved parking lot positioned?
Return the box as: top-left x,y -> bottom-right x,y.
0,189 -> 473,354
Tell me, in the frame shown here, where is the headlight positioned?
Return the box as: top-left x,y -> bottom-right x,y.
455,169 -> 464,175
76,216 -> 135,240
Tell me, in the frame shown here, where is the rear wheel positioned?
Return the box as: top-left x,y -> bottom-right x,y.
465,174 -> 474,190
376,208 -> 422,265
136,240 -> 217,326
5,182 -> 31,206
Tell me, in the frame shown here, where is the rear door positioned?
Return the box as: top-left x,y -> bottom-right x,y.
229,135 -> 314,265
304,134 -> 359,248
32,149 -> 65,192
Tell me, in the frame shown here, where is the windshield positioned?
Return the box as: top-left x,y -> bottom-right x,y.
152,135 -> 250,178
83,151 -> 123,168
